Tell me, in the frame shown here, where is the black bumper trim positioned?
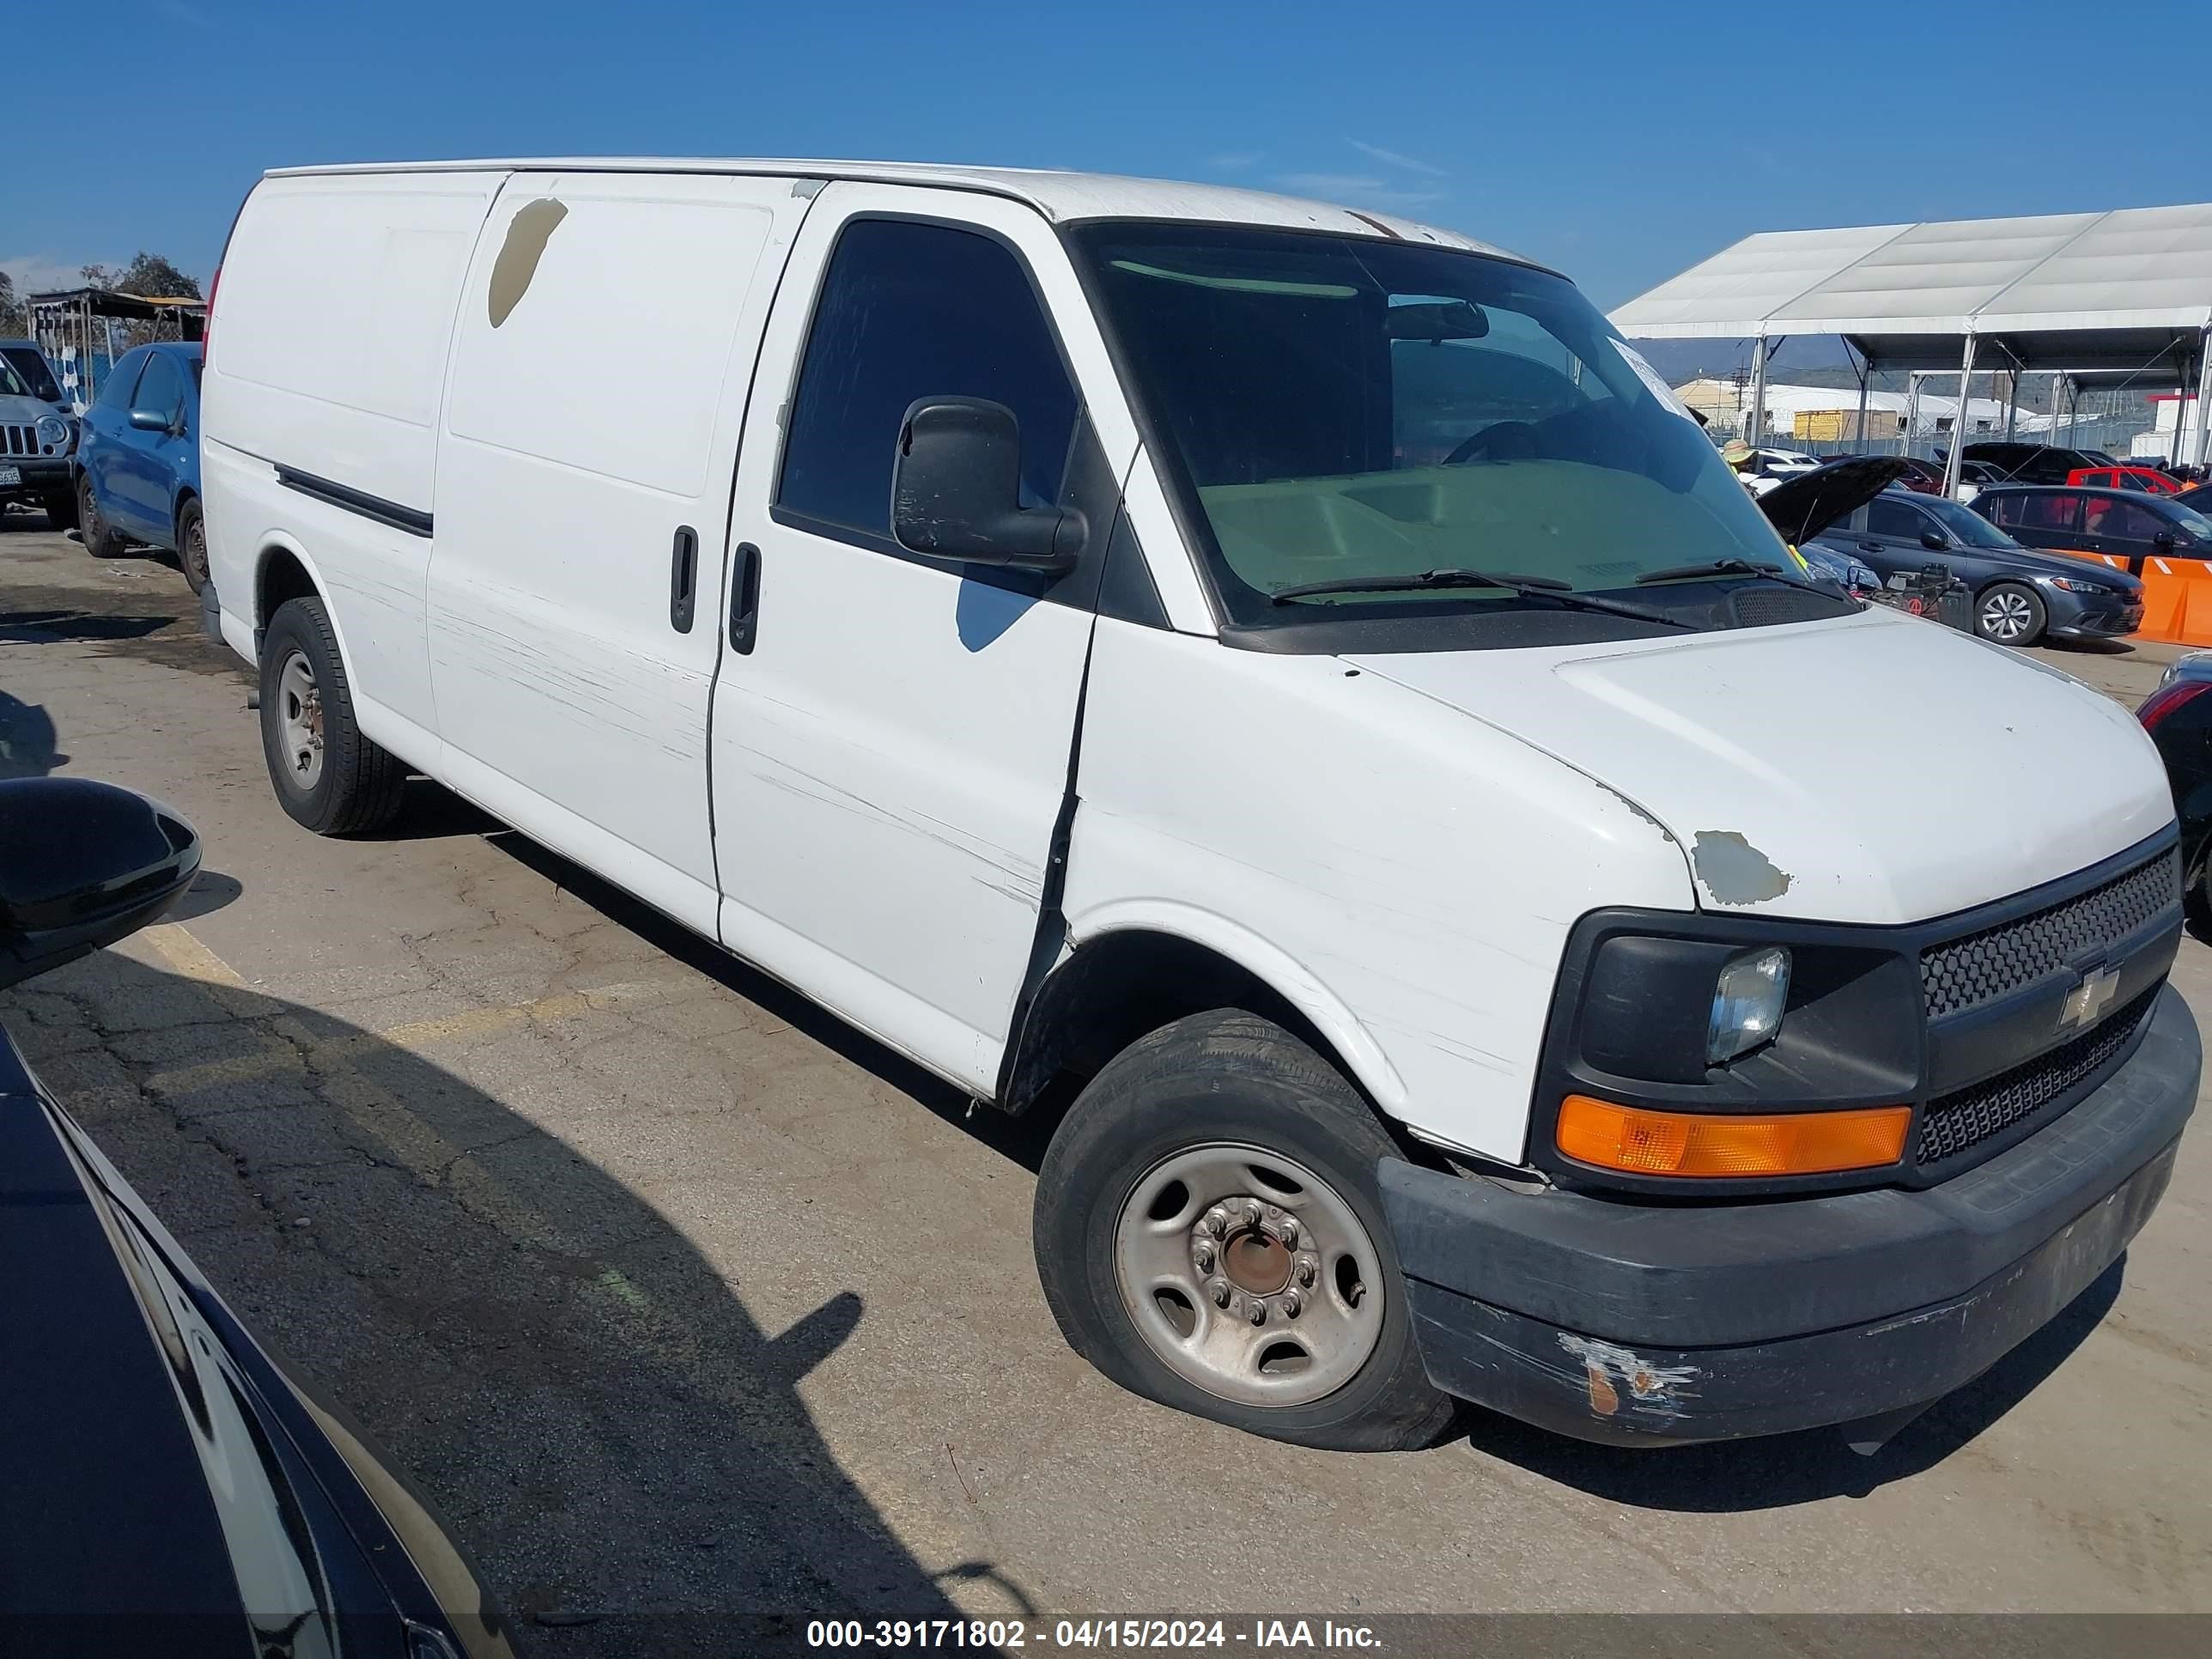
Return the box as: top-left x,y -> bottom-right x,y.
1380,983 -> 2196,1439
1402,1136 -> 2176,1445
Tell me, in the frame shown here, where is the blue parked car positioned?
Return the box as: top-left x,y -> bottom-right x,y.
74,341 -> 207,592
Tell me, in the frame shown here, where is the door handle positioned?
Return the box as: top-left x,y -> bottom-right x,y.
670,526 -> 698,633
729,542 -> 762,655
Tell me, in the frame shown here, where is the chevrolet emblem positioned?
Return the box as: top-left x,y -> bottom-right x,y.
2059,965 -> 2119,1032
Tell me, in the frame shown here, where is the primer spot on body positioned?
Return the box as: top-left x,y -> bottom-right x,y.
488,198 -> 568,327
1691,830 -> 1791,905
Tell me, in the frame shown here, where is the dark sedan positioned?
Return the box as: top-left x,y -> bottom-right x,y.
0,777 -> 518,1658
1807,486 -> 2142,645
1974,484 -> 2212,576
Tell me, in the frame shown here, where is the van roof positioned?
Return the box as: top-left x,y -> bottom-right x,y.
262,157 -> 1533,264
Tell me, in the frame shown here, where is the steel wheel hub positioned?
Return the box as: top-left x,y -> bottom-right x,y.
277,649 -> 326,792
1114,1142 -> 1384,1408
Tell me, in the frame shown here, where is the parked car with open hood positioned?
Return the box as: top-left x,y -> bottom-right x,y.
202,158 -> 2197,1452
0,776 -> 517,1656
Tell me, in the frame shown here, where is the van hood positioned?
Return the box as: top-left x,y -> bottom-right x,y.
1345,607 -> 2174,925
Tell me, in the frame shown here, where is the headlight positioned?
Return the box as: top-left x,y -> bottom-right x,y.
2043,576 -> 2110,594
35,413 -> 69,451
1707,946 -> 1790,1065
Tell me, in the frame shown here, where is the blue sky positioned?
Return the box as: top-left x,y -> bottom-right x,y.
5,0 -> 2203,321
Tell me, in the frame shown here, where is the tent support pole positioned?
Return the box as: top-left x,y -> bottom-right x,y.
1747,334 -> 1771,448
1942,335 -> 1977,498
1905,372 -> 1923,459
2003,368 -> 2019,443
1852,345 -> 1870,447
2195,331 -> 2212,471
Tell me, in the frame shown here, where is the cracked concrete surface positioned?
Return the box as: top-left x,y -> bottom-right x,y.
3,514 -> 2210,1648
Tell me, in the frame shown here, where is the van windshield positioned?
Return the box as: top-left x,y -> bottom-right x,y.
1072,222 -> 1802,637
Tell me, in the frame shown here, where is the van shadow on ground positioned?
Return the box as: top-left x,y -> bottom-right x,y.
4,948 -> 1006,1657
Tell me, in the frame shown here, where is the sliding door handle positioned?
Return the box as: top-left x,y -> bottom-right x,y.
670,526 -> 699,633
730,542 -> 762,655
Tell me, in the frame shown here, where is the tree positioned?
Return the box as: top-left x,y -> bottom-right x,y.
0,268 -> 21,334
80,252 -> 202,300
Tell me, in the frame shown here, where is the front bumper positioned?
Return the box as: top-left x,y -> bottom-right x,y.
2049,593 -> 2145,638
1380,983 -> 2197,1445
0,456 -> 69,495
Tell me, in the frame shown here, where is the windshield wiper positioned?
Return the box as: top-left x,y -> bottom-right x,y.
1270,568 -> 1692,628
1634,557 -> 1844,599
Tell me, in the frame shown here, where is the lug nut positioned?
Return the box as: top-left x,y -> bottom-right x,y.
1193,1241 -> 1216,1273
1278,1218 -> 1299,1248
1207,1277 -> 1232,1308
1282,1290 -> 1302,1318
1296,1253 -> 1318,1288
1243,1200 -> 1264,1228
1248,1298 -> 1267,1326
1202,1207 -> 1229,1238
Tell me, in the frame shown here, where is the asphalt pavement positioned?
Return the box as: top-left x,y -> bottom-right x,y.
3,508 -> 2208,1650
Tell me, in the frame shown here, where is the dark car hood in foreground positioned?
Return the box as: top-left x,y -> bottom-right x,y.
0,1025 -> 515,1656
1756,456 -> 1914,546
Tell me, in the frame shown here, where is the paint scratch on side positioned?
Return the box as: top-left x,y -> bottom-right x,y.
1559,1334 -> 1700,1419
1691,829 -> 1791,905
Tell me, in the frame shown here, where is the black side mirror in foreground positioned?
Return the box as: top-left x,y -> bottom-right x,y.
890,398 -> 1085,573
0,778 -> 201,993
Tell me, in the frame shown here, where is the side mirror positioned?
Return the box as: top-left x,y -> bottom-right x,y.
2154,531 -> 2178,552
0,779 -> 201,992
1920,529 -> 1948,551
128,408 -> 171,432
890,398 -> 1084,573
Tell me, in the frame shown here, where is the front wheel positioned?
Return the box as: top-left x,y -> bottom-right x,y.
1976,581 -> 2045,646
259,596 -> 408,835
1033,1010 -> 1455,1451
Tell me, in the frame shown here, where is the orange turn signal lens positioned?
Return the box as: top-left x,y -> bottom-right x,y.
1556,1095 -> 1910,1177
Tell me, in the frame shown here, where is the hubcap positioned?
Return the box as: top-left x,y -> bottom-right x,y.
1113,1142 -> 1384,1407
1982,591 -> 2032,640
184,521 -> 208,584
276,649 -> 325,792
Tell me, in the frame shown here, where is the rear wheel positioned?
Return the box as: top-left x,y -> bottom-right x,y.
1976,581 -> 2045,646
76,473 -> 126,558
176,500 -> 209,593
1033,1010 -> 1455,1451
259,596 -> 408,835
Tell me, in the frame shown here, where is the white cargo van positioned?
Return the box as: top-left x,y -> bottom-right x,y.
203,160 -> 2198,1452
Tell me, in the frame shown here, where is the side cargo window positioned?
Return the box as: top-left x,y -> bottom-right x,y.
776,218 -> 1079,543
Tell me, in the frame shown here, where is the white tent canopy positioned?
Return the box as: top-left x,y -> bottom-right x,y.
1609,203 -> 2212,480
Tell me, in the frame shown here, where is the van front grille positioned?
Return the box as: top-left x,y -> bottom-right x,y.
1920,849 -> 2179,1020
1917,984 -> 2159,1165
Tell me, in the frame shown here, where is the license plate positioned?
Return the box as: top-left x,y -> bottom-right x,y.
0,466 -> 19,488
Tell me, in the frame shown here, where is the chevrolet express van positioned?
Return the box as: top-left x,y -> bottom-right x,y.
202,160 -> 2199,1452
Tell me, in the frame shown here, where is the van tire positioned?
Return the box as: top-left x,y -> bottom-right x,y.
259,597 -> 408,836
1032,1009 -> 1456,1452
77,473 -> 126,558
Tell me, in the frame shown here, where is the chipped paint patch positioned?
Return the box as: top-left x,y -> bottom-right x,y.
1559,1334 -> 1700,1419
1690,829 -> 1791,905
488,198 -> 568,327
